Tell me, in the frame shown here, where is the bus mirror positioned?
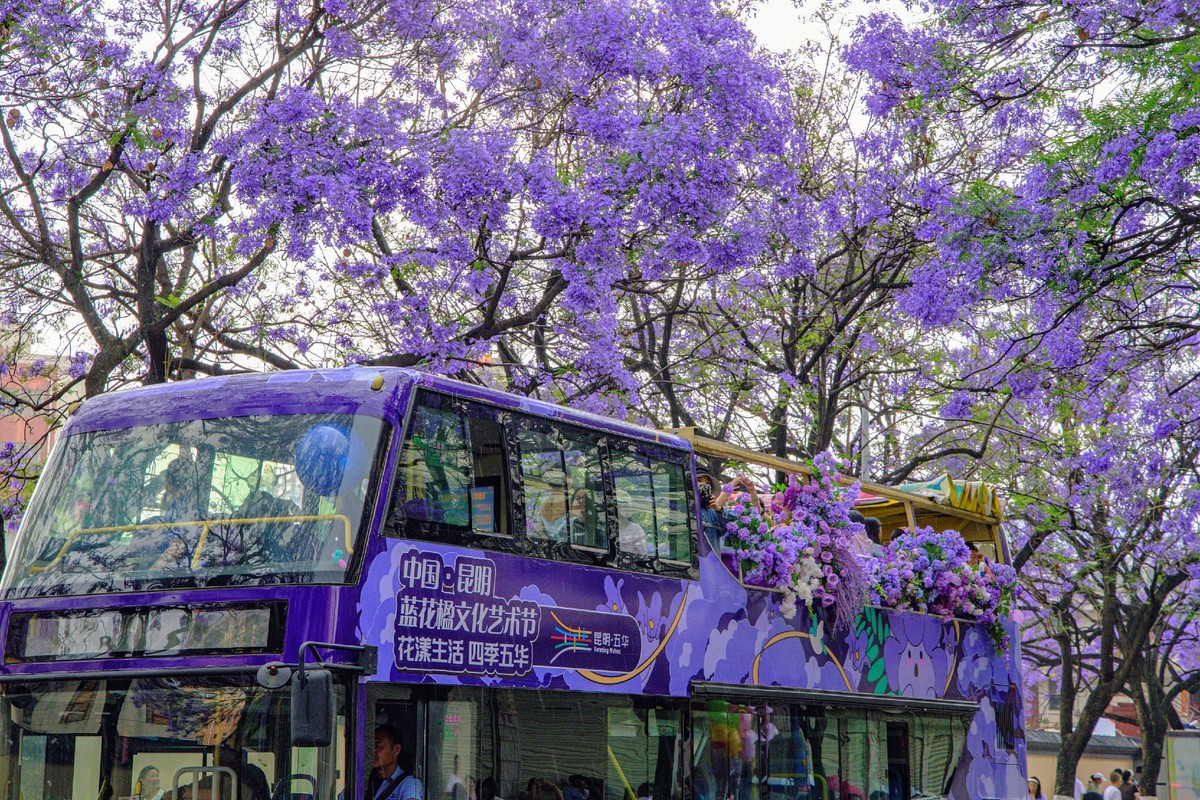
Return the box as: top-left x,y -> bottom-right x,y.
256,661 -> 293,690
290,669 -> 334,747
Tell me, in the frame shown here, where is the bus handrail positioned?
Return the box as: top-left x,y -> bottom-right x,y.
28,514 -> 353,574
673,428 -> 1004,524
174,766 -> 238,800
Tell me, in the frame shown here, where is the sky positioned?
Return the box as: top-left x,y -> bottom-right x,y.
744,0 -> 906,52
745,0 -> 810,51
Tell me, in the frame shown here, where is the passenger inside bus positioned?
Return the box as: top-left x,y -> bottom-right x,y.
615,491 -> 648,556
530,473 -> 580,543
202,489 -> 301,567
138,765 -> 166,800
479,777 -> 504,800
141,454 -> 205,570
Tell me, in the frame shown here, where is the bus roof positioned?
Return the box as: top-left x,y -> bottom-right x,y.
65,368 -> 693,452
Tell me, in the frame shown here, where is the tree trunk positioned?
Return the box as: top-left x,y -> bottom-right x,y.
137,222 -> 169,384
1131,652 -> 1169,799
767,384 -> 788,485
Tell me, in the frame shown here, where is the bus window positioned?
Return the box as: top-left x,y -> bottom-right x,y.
651,462 -> 690,563
394,393 -> 510,537
611,453 -> 692,563
389,687 -> 688,800
612,453 -> 654,557
692,701 -> 757,800
0,677 -> 346,800
763,706 -> 841,800
839,715 -> 870,799
517,427 -> 607,551
7,413 -> 384,597
908,716 -> 962,799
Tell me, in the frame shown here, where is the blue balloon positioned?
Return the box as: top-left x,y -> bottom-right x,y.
294,424 -> 351,496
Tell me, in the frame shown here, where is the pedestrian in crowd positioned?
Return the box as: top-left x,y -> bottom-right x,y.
1103,770 -> 1123,800
1074,775 -> 1085,800
1119,770 -> 1137,800
1028,777 -> 1047,800
1083,774 -> 1105,800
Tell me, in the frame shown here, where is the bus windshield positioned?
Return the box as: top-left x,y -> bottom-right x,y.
3,413 -> 386,598
0,676 -> 346,800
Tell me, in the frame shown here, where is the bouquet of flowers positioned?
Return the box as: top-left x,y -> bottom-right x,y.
722,490 -> 798,590
868,525 -> 1017,643
721,451 -> 868,631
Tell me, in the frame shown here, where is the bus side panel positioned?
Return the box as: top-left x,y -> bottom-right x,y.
357,541 -> 1026,796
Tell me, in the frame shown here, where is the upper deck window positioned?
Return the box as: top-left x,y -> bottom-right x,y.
390,390 -> 697,575
517,425 -> 607,550
611,450 -> 691,563
2,413 -> 386,598
394,393 -> 510,537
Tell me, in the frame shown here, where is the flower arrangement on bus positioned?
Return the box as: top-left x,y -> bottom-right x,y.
867,526 -> 1017,645
720,451 -> 868,632
717,450 -> 1015,641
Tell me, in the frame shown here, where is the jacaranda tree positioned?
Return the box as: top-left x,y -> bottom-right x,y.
0,0 -> 793,406
844,2 -> 1200,794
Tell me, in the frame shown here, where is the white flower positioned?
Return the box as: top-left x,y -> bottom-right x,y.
780,590 -> 798,620
794,580 -> 814,604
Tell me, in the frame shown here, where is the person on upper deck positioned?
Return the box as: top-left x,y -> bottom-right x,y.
733,475 -> 763,509
141,454 -> 204,571
846,510 -> 874,558
616,490 -> 649,556
696,469 -> 726,552
531,473 -> 581,544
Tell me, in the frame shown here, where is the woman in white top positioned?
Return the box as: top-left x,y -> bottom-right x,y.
138,766 -> 166,800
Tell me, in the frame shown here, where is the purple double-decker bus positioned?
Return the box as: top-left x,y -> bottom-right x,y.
0,368 -> 1026,800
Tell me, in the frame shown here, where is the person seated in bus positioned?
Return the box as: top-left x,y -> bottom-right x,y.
139,454 -> 204,570
207,490 -> 300,567
530,475 -> 580,543
137,765 -> 166,800
562,776 -> 588,800
614,490 -> 649,555
565,488 -> 598,546
479,778 -> 505,800
443,755 -> 472,800
524,781 -> 562,800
